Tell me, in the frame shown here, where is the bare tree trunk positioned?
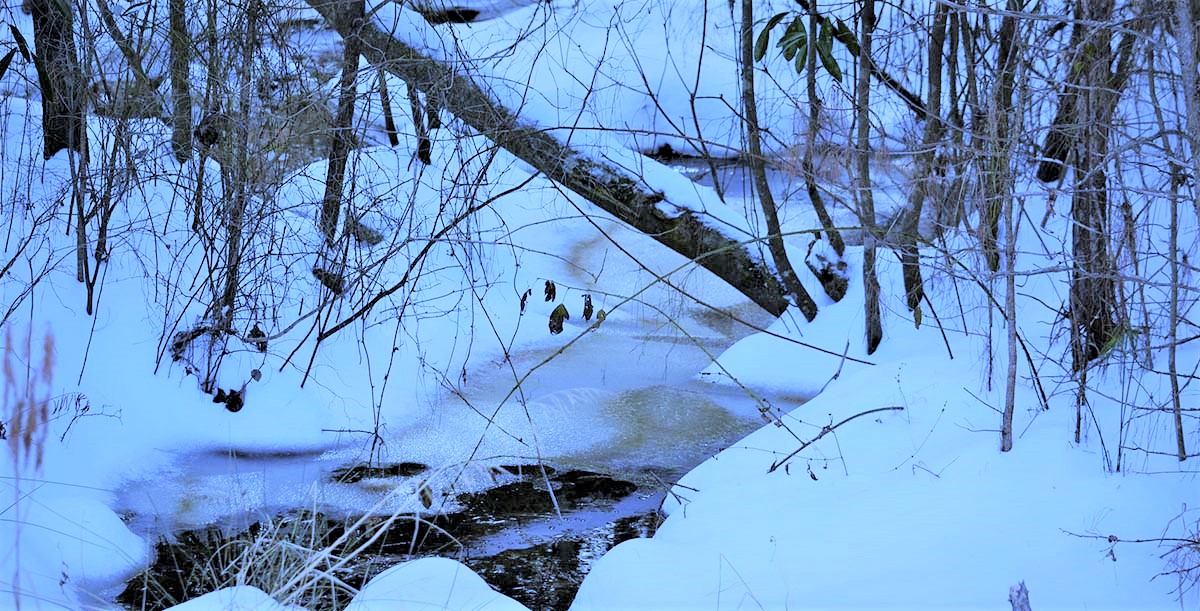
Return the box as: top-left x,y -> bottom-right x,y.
1173,0 -> 1200,461
378,71 -> 399,147
1000,107 -> 1022,451
739,0 -> 817,321
803,3 -> 846,302
934,8 -> 965,235
980,3 -> 1020,273
169,0 -> 193,161
1035,82 -> 1077,183
1068,1 -> 1122,372
988,1 -> 1023,452
1174,0 -> 1200,149
857,0 -> 882,354
191,0 -> 221,235
1033,2 -> 1145,376
28,0 -> 86,160
1036,2 -> 1087,185
1002,182 -> 1018,453
1168,155 -> 1186,461
305,0 -> 791,316
958,10 -> 983,234
320,0 -> 364,246
898,4 -> 947,314
1143,35 -> 1188,462
217,0 -> 260,328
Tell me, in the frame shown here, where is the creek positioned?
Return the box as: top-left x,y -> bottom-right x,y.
113,167 -> 802,608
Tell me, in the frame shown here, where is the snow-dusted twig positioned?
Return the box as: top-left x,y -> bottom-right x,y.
767,405 -> 904,473
814,341 -> 851,397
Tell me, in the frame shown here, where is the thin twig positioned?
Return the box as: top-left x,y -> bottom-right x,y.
768,405 -> 904,472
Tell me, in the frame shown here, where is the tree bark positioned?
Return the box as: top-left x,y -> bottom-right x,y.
28,0 -> 86,160
321,0 -> 365,246
980,3 -> 1020,273
1068,0 -> 1125,371
305,0 -> 790,316
739,0 -> 817,321
993,1 -> 1024,452
1035,10 -> 1085,184
378,71 -> 399,147
169,0 -> 193,161
898,4 -> 947,313
1173,0 -> 1199,461
934,8 -> 965,234
857,0 -> 882,354
1176,3 -> 1200,220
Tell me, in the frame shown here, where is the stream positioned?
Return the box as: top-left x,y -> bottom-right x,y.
113,185 -> 800,608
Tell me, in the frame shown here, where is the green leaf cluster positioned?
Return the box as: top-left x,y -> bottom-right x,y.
753,13 -> 857,82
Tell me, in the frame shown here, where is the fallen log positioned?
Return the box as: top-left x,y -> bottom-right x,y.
306,0 -> 794,316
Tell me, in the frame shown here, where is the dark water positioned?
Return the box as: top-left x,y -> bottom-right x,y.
117,463 -> 662,610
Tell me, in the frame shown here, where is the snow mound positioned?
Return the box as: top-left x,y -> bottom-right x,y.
346,557 -> 529,611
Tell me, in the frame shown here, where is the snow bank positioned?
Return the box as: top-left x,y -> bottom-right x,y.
570,245 -> 1198,608
0,490 -> 146,609
576,356 -> 1192,609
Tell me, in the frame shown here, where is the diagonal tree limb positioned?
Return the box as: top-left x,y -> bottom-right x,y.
306,0 -> 791,316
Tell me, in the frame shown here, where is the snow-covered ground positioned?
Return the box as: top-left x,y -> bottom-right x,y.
1,0 -> 1197,610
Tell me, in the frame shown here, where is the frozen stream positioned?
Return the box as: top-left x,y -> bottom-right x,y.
113,300 -> 796,609
115,300 -> 786,533
112,172 -> 803,607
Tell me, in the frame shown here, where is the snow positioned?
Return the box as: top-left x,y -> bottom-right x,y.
1,1 -> 1197,610
578,352 -> 1195,609
345,557 -> 526,611
153,558 -> 525,611
2,491 -> 146,606
162,587 -> 303,611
